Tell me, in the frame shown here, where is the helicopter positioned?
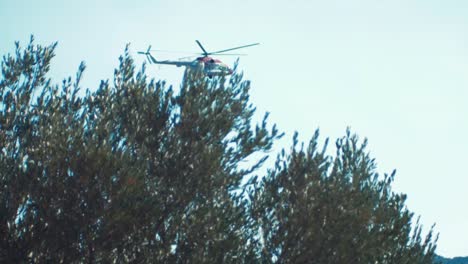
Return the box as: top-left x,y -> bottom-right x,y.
138,40 -> 259,78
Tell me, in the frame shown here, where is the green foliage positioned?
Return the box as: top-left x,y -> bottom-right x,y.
1,37 -> 437,263
435,255 -> 468,264
252,130 -> 438,263
0,37 -> 280,263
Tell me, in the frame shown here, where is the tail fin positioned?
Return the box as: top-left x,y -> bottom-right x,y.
137,45 -> 158,64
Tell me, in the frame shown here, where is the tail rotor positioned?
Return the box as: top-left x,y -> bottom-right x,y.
137,45 -> 158,63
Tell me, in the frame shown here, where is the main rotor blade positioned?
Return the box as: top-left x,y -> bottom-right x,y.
210,53 -> 247,56
149,49 -> 201,54
178,56 -> 197,60
196,40 -> 209,56
208,43 -> 259,55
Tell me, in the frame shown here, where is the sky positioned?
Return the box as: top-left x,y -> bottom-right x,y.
1,0 -> 467,258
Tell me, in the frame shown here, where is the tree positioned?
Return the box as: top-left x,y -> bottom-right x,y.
1,37 -> 438,263
0,37 -> 281,263
252,130 -> 438,263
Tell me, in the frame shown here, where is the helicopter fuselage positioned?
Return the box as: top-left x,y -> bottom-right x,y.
139,40 -> 258,77
195,57 -> 233,76
149,56 -> 232,76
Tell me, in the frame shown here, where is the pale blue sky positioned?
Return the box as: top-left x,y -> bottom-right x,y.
1,0 -> 467,257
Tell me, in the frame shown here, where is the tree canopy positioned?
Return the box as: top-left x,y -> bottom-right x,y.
1,37 -> 437,263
